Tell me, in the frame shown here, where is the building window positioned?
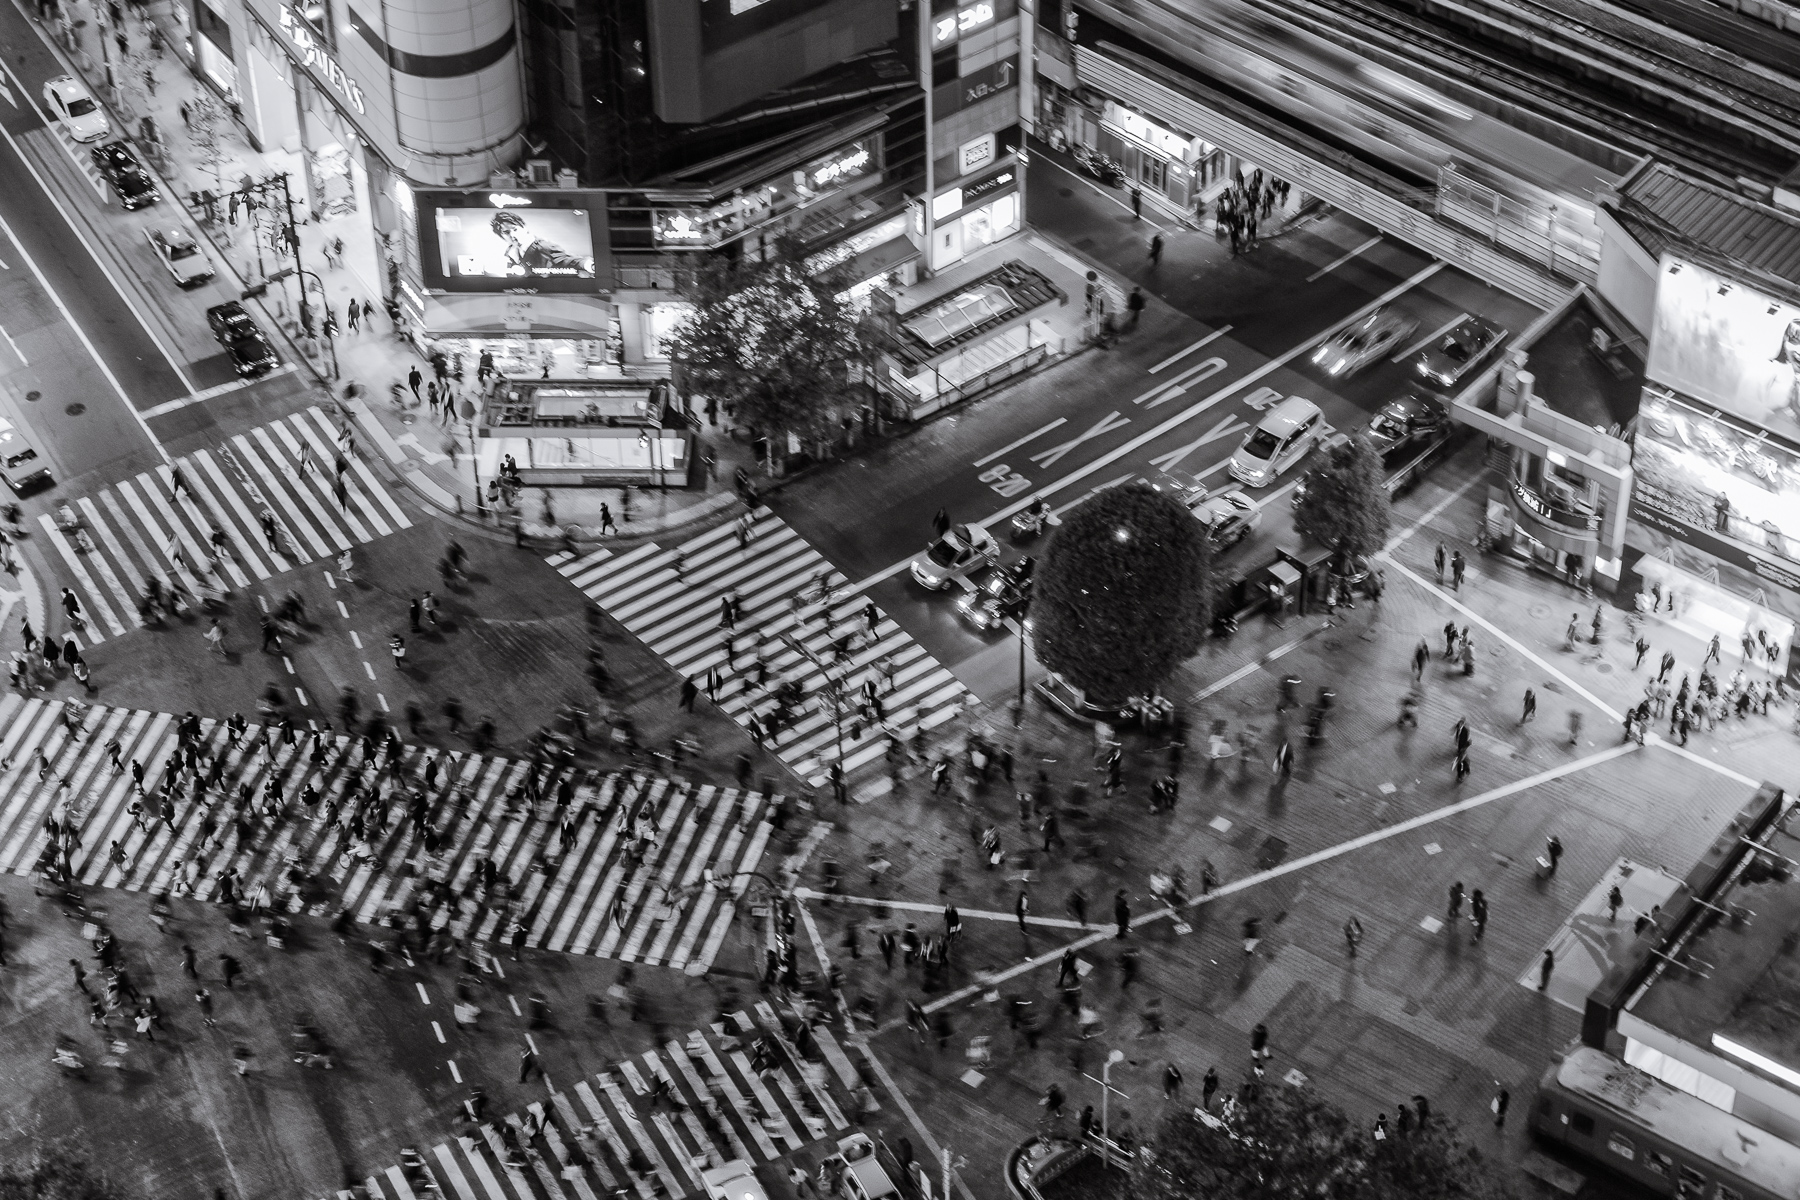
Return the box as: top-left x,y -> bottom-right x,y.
1569,1113 -> 1594,1136
1139,156 -> 1165,190
1605,1134 -> 1635,1162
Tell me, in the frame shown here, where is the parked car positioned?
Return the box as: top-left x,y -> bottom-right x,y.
1364,391 -> 1449,461
830,1134 -> 899,1200
957,555 -> 1033,632
91,141 -> 159,209
205,301 -> 279,377
1229,396 -> 1324,487
1311,306 -> 1417,378
144,226 -> 214,287
910,523 -> 999,590
1179,485 -> 1262,552
1412,316 -> 1506,390
0,417 -> 52,493
700,1160 -> 768,1200
41,75 -> 108,143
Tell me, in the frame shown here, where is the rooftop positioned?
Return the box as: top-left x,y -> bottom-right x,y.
1518,291 -> 1644,431
1627,817 -> 1800,1071
1609,161 -> 1800,301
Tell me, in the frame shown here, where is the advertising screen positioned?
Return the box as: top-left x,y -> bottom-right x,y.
435,208 -> 596,283
1632,387 -> 1800,573
1646,257 -> 1800,443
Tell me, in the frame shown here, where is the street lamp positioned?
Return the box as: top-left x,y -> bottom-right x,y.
1015,616 -> 1032,726
1085,1048 -> 1128,1168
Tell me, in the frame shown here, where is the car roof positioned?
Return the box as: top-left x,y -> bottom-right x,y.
48,75 -> 83,96
1251,396 -> 1320,433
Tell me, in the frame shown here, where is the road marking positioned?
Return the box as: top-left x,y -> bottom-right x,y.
1379,553 -> 1621,720
1148,414 -> 1249,475
1306,235 -> 1382,282
905,740 -> 1639,1018
1035,155 -> 1171,231
0,191 -> 168,463
1395,312 -> 1466,363
1149,327 -> 1232,373
1029,410 -> 1131,470
1191,620 -> 1334,701
1140,357 -> 1227,409
448,1059 -> 461,1082
295,687 -> 308,706
974,418 -> 1068,467
1385,471 -> 1487,552
432,1021 -> 445,1043
417,982 -> 431,1004
139,367 -> 300,419
844,261 -> 1447,598
1653,737 -> 1757,785
349,631 -> 362,649
0,322 -> 24,364
0,111 -> 195,400
795,889 -> 1089,928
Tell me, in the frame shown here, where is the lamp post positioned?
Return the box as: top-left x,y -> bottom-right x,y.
460,397 -> 483,518
1015,616 -> 1031,726
296,267 -> 339,379
1084,1049 -> 1129,1168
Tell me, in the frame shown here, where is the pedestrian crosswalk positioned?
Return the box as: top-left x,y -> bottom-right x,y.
0,694 -> 776,970
550,511 -> 969,786
333,1004 -> 881,1200
37,406 -> 412,644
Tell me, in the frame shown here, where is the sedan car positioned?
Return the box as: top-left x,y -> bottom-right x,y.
958,555 -> 1033,632
700,1160 -> 768,1200
0,417 -> 52,493
910,523 -> 999,590
1185,487 -> 1263,552
92,141 -> 160,209
1229,396 -> 1323,487
1412,316 -> 1506,390
42,75 -> 108,143
144,227 -> 214,287
1364,392 -> 1448,461
1311,306 -> 1417,378
205,301 -> 279,377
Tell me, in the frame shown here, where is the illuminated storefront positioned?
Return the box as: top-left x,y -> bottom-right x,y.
928,164 -> 1022,271
1623,254 -> 1800,681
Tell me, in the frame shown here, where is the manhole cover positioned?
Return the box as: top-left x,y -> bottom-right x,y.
1595,662 -> 1614,674
1528,603 -> 1551,619
24,391 -> 39,403
64,402 -> 85,416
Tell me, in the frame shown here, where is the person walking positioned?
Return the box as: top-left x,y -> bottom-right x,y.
1565,613 -> 1580,651
1343,915 -> 1364,956
205,619 -> 226,657
1545,835 -> 1563,876
1538,949 -> 1555,990
1114,890 -> 1131,939
1450,550 -> 1465,591
1126,286 -> 1145,329
1492,1086 -> 1510,1127
1015,890 -> 1030,938
1567,710 -> 1583,745
1202,1066 -> 1220,1110
1470,889 -> 1489,942
1658,650 -> 1676,682
1163,1062 -> 1183,1100
1607,884 -> 1624,921
1148,232 -> 1164,267
408,365 -> 423,399
1447,881 -> 1464,921
1250,1023 -> 1271,1076
679,677 -> 697,712
1434,543 -> 1447,583
1520,688 -> 1537,724
932,508 -> 951,538
1634,636 -> 1651,670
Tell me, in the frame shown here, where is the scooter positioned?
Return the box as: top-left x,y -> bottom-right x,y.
1010,504 -> 1061,543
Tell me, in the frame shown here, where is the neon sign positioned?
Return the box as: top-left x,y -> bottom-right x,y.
488,193 -> 533,208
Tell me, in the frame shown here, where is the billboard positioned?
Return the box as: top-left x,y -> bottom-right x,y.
1646,257 -> 1800,443
417,194 -> 608,293
1632,388 -> 1800,574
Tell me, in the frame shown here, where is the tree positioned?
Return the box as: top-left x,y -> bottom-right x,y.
668,242 -> 871,468
1133,1085 -> 1515,1200
1292,435 -> 1392,567
1029,482 -> 1214,705
0,1150 -> 131,1200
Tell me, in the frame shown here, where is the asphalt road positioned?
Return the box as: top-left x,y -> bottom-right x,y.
772,167 -> 1540,701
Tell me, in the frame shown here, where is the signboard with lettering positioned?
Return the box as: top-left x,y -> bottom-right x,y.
961,165 -> 1016,207
934,55 -> 1017,117
277,4 -> 366,114
931,0 -> 997,48
958,133 -> 996,175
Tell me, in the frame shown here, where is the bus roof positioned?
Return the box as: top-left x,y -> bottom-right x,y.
1554,1047 -> 1800,1197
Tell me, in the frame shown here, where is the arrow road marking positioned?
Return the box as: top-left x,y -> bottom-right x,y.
1149,327 -> 1232,373
1141,356 -> 1227,409
1029,410 -> 1131,470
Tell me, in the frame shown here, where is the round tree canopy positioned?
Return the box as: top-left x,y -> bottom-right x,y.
1029,483 -> 1214,705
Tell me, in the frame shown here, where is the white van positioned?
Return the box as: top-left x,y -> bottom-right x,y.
1229,396 -> 1323,487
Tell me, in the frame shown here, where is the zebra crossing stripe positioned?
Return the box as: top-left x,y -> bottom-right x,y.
0,700 -> 773,968
556,510 -> 969,784
32,408 -> 411,644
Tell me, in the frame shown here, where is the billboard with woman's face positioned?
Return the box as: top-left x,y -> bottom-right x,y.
1647,257 -> 1800,442
436,208 -> 595,281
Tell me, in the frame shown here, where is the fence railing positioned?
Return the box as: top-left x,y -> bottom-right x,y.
1436,167 -> 1600,284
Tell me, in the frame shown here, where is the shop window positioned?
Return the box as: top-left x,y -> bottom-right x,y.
1139,157 -> 1166,190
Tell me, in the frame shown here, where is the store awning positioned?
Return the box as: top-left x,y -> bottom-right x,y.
421,293 -> 615,338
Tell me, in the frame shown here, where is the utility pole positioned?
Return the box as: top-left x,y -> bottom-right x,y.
1083,1049 -> 1129,1168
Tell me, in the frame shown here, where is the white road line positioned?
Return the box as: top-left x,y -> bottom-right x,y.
1149,326 -> 1232,373
1035,156 -> 1171,231
845,261 -> 1447,597
1379,553 -> 1622,720
913,741 -> 1639,1017
973,418 -> 1068,468
1651,736 -> 1759,786
1385,471 -> 1487,552
0,322 -> 25,364
1306,235 -> 1382,282
1395,312 -> 1467,362
0,189 -> 168,462
0,112 -> 195,399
